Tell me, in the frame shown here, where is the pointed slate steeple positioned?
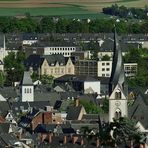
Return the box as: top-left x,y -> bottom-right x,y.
109,27 -> 127,96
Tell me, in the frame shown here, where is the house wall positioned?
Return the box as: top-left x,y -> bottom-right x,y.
97,61 -> 112,77
75,60 -> 98,77
84,81 -> 100,94
41,58 -> 74,78
31,113 -> 42,131
52,112 -> 62,124
44,46 -> 76,57
21,85 -> 34,102
22,40 -> 38,45
97,60 -> 137,77
43,112 -> 52,124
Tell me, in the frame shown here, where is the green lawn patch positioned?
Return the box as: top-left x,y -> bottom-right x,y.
0,6 -> 109,19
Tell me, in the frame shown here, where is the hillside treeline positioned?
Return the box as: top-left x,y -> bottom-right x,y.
103,4 -> 148,19
0,16 -> 148,33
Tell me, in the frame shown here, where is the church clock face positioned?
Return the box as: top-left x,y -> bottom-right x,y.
115,101 -> 121,106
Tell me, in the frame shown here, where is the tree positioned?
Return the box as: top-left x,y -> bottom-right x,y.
102,54 -> 110,61
0,72 -> 5,87
110,117 -> 142,146
4,51 -> 26,85
40,74 -> 54,86
80,100 -> 102,114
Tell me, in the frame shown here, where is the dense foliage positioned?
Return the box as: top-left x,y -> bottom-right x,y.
124,48 -> 148,88
0,16 -> 147,33
103,4 -> 148,19
4,51 -> 26,86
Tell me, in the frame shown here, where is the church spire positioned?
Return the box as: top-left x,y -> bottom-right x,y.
109,26 -> 127,96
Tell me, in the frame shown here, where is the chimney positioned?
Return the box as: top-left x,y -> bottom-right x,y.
130,140 -> 133,148
75,97 -> 80,107
72,135 -> 78,144
96,137 -> 99,147
48,133 -> 53,143
80,136 -> 84,145
63,135 -> 67,144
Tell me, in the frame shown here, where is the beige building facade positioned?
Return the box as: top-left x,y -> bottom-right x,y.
41,57 -> 75,78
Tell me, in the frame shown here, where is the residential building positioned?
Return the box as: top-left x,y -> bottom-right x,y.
54,74 -> 100,94
40,54 -> 75,78
22,34 -> 38,45
124,63 -> 138,77
43,44 -> 81,57
97,60 -> 137,77
97,60 -> 112,77
71,50 -> 91,60
75,60 -> 98,77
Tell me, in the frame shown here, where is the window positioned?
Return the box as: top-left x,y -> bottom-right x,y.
106,68 -> 110,71
102,63 -> 105,66
24,88 -> 26,93
27,88 -> 29,93
106,63 -> 110,65
115,109 -> 121,119
115,91 -> 121,99
68,68 -> 71,73
102,68 -> 105,71
30,88 -> 32,93
102,74 -> 105,76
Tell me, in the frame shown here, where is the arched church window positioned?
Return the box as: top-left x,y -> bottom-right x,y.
114,109 -> 122,119
27,88 -> 29,93
115,91 -> 121,99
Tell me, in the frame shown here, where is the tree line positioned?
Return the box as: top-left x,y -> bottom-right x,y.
0,16 -> 148,33
103,4 -> 148,19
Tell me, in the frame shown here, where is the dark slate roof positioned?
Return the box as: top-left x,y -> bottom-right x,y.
100,38 -> 139,52
24,54 -> 44,70
0,123 -> 10,133
98,77 -> 110,85
0,133 -> 19,147
43,54 -> 66,66
11,101 -> 50,115
34,124 -> 56,133
66,105 -> 83,120
109,28 -> 127,96
0,101 -> 10,117
22,71 -> 33,86
22,33 -> 38,40
0,87 -> 18,99
6,42 -> 22,50
129,93 -> 148,129
34,92 -> 60,106
55,74 -> 98,83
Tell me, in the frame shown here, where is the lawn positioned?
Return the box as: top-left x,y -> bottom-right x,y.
0,0 -> 146,17
0,6 -> 109,18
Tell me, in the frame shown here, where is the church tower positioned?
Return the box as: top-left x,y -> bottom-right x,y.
109,27 -> 128,122
21,71 -> 34,102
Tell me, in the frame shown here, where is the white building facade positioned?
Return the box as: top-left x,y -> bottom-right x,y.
44,46 -> 77,57
97,60 -> 137,77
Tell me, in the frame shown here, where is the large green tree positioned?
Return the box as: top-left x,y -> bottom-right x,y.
4,51 -> 26,85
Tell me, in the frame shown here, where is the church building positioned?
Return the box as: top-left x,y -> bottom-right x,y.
109,27 -> 128,122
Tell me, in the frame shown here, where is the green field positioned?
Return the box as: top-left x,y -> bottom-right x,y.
0,7 -> 109,18
0,0 -> 146,17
